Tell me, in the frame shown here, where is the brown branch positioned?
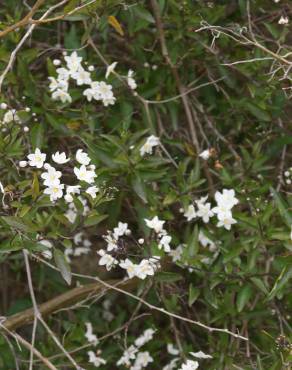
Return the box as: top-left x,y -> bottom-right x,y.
0,0 -> 45,39
2,279 -> 135,332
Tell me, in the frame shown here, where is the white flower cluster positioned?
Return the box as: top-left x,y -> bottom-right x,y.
179,360 -> 199,370
1,108 -> 20,125
97,222 -> 160,280
278,15 -> 289,25
168,231 -> 219,269
177,351 -> 212,370
84,322 -> 106,368
140,135 -> 160,156
0,104 -> 32,133
117,328 -> 155,369
65,231 -> 92,261
163,345 -> 212,370
48,51 -> 116,106
145,215 -> 172,253
127,69 -> 137,90
183,189 -> 238,230
20,147 -> 99,205
65,195 -> 90,224
284,168 -> 292,185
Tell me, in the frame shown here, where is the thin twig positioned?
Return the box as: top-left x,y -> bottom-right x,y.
0,322 -> 57,370
0,0 -> 69,92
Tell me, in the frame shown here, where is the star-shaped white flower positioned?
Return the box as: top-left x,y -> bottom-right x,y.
52,151 -> 70,164
27,148 -> 46,168
145,216 -> 165,234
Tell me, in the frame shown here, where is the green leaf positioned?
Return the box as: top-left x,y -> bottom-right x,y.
268,266 -> 292,301
84,214 -> 108,227
1,216 -> 37,233
188,284 -> 200,306
54,249 -> 72,285
185,224 -> 199,258
250,277 -> 268,295
245,102 -> 270,122
132,176 -> 148,203
236,285 -> 253,312
155,272 -> 182,283
270,187 -> 292,226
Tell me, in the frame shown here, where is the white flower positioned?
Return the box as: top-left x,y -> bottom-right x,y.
190,351 -> 212,359
199,149 -> 210,160
71,67 -> 92,85
179,359 -> 199,370
105,61 -> 117,79
3,109 -> 20,124
214,189 -> 238,209
85,322 -> 98,346
127,69 -> 137,90
96,81 -> 113,99
27,148 -> 46,168
196,202 -> 214,223
158,235 -> 172,252
56,67 -> 71,80
117,345 -> 138,366
53,59 -> 61,66
67,185 -> 81,195
135,259 -> 155,279
64,194 -> 73,203
132,351 -> 153,369
97,249 -> 118,270
64,51 -> 82,72
52,89 -> 72,103
65,209 -> 77,223
19,160 -> 27,168
83,87 -> 96,102
113,222 -> 130,238
169,245 -> 184,263
103,233 -> 118,252
65,185 -> 81,202
44,183 -> 64,202
278,16 -> 289,25
290,225 -> 292,241
212,204 -> 233,220
184,205 -> 196,221
41,167 -> 62,186
74,232 -> 83,245
39,239 -> 53,259
167,344 -> 179,356
134,328 -> 155,347
74,165 -> 96,184
48,77 -> 68,92
145,216 -> 165,234
88,351 -> 106,367
119,259 -> 137,279
163,358 -> 179,370
140,135 -> 160,156
216,216 -> 237,230
195,195 -> 208,206
52,151 -> 70,164
198,231 -> 216,251
86,186 -> 99,199
102,95 -> 116,106
76,149 -> 91,165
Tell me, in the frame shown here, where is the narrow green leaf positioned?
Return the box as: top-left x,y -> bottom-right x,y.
54,249 -> 72,285
236,285 -> 253,312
